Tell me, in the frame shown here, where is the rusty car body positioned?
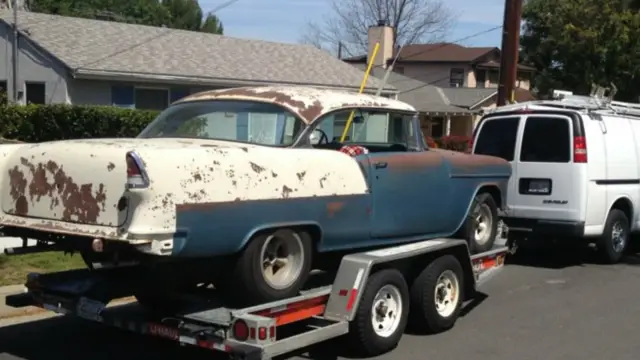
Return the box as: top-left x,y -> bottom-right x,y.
0,86 -> 511,303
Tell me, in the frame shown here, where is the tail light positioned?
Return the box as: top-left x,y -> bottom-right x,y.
232,320 -> 249,341
573,136 -> 587,163
126,151 -> 149,189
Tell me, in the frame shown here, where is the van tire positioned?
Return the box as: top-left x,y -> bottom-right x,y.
597,209 -> 629,264
458,193 -> 498,254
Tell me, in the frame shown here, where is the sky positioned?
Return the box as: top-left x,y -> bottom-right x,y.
198,0 -> 506,49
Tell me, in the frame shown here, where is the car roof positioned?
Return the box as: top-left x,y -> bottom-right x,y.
175,86 -> 416,124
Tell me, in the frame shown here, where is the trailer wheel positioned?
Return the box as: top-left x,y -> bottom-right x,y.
230,228 -> 312,305
409,255 -> 464,333
349,269 -> 409,356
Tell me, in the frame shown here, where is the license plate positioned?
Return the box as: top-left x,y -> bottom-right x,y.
528,180 -> 550,194
76,297 -> 105,321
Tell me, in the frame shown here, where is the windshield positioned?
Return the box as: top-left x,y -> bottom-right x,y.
138,100 -> 306,146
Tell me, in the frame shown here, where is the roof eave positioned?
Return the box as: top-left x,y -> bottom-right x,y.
468,91 -> 498,109
72,69 -> 398,94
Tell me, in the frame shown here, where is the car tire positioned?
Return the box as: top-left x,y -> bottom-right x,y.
408,255 -> 464,333
597,209 -> 629,264
230,228 -> 312,305
348,269 -> 409,356
457,193 -> 498,254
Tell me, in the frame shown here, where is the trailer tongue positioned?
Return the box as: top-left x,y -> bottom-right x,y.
6,238 -> 510,360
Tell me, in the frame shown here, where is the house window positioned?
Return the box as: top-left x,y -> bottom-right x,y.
135,88 -> 169,110
488,71 -> 499,85
475,70 -> 486,88
449,68 -> 464,88
111,85 -> 191,110
25,82 -> 46,104
425,117 -> 445,137
0,81 -> 7,104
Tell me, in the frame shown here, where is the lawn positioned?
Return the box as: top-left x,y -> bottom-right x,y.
0,252 -> 85,286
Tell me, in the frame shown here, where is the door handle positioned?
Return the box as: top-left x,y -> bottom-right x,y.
374,162 -> 388,169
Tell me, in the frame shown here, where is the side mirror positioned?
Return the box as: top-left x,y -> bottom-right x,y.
309,129 -> 323,145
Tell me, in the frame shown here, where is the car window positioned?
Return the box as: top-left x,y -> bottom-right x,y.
137,100 -> 305,146
520,117 -> 571,163
314,109 -> 417,147
474,117 -> 520,161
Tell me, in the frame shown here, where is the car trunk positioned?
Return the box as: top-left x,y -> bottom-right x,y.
1,139 -> 135,227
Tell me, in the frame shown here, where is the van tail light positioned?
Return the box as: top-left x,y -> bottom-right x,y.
467,137 -> 474,153
573,136 -> 587,163
126,151 -> 149,189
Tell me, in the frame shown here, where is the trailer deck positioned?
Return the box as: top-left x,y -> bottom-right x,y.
6,238 -> 509,360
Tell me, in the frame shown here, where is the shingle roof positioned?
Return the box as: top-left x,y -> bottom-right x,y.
0,11 -> 394,91
370,70 -> 499,113
439,88 -> 497,108
344,43 -> 497,63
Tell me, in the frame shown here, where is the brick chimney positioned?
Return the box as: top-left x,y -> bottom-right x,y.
367,20 -> 394,69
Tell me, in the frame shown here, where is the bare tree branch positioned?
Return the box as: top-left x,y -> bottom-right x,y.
299,0 -> 457,56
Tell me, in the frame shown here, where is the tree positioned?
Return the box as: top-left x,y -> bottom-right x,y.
520,0 -> 640,101
28,0 -> 224,34
299,0 -> 456,57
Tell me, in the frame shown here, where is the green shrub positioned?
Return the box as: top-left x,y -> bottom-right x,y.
0,104 -> 159,142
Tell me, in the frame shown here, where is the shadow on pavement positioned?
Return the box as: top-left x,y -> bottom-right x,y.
505,236 -> 640,269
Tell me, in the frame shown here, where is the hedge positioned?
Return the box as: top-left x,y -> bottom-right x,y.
0,103 -> 472,153
0,103 -> 158,142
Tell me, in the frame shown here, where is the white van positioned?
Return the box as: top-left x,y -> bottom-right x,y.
471,92 -> 640,263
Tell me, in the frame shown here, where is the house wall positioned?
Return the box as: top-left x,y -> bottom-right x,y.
0,22 -> 70,104
398,63 -> 474,88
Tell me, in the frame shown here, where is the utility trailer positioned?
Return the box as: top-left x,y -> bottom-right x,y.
6,238 -> 509,360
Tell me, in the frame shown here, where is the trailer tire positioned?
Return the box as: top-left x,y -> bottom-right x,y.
409,255 -> 463,333
348,269 -> 409,356
230,228 -> 312,305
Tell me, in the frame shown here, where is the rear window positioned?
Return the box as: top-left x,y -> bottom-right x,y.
520,117 -> 571,163
474,117 -> 520,161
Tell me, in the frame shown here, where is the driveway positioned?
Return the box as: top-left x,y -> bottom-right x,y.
1,246 -> 640,360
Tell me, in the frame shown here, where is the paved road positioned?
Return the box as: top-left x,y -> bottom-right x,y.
2,246 -> 640,360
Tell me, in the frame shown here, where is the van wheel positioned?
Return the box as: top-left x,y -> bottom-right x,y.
597,209 -> 629,264
230,228 -> 312,305
458,193 -> 498,254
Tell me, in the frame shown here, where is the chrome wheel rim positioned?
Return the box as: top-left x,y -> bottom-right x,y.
260,232 -> 304,290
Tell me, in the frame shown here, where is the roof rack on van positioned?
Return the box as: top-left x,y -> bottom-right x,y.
486,86 -> 640,119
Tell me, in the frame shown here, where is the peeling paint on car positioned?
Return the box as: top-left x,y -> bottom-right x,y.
177,86 -> 416,123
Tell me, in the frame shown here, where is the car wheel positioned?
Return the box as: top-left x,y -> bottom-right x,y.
348,269 -> 409,356
597,209 -> 629,264
231,228 -> 312,305
408,255 -> 464,333
459,193 -> 498,254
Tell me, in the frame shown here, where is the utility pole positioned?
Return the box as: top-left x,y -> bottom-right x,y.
11,0 -> 19,103
497,0 -> 522,106
337,42 -> 343,59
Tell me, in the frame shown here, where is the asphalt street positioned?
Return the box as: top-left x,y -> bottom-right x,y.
2,245 -> 640,360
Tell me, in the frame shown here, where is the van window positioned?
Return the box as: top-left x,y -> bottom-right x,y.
520,117 -> 570,163
474,117 -> 520,161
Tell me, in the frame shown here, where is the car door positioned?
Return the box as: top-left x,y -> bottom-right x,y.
366,112 -> 450,239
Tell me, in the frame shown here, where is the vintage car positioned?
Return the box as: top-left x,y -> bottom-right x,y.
0,86 -> 511,308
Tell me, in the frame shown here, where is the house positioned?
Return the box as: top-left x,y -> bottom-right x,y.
0,11 -> 395,110
342,21 -> 536,137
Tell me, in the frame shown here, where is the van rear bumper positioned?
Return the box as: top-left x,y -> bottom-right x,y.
502,217 -> 585,237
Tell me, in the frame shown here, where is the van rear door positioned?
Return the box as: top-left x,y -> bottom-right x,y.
511,114 -> 585,221
472,115 -> 522,212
